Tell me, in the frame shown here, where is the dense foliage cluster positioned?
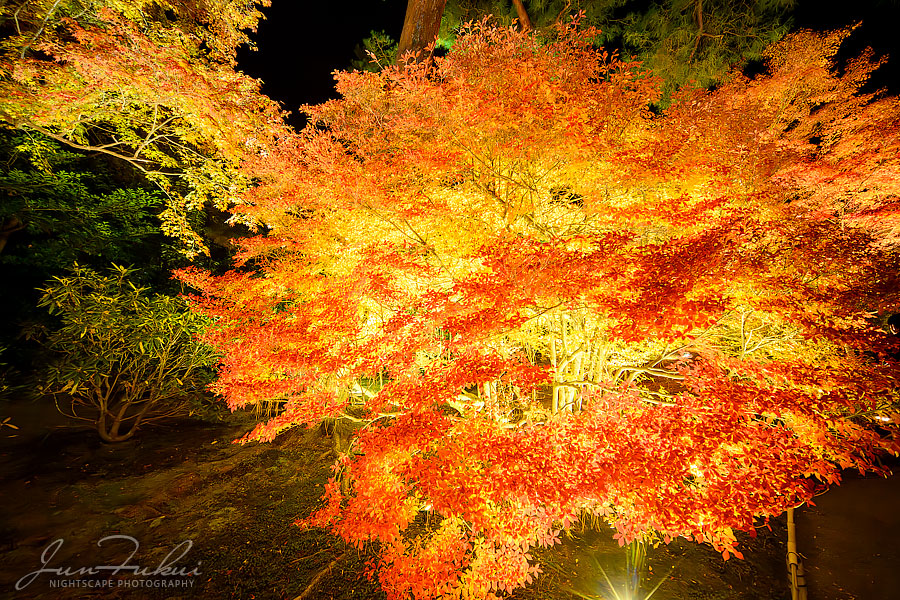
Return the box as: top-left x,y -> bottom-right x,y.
0,131 -> 162,266
0,0 -> 286,256
183,20 -> 900,599
358,0 -> 795,99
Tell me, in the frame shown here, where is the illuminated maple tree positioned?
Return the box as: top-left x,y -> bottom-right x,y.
0,0 -> 286,255
182,21 -> 900,599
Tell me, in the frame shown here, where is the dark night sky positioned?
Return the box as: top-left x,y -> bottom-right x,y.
236,1 -> 408,129
236,1 -> 900,130
792,0 -> 900,92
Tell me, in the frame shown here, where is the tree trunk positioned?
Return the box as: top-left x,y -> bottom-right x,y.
512,0 -> 532,31
396,0 -> 448,65
96,397 -> 151,442
0,217 -> 25,254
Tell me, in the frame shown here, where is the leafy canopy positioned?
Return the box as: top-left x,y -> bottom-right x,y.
184,20 -> 900,600
0,130 -> 162,269
0,0 -> 287,256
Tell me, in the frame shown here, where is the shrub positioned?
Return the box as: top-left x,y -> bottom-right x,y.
36,264 -> 218,442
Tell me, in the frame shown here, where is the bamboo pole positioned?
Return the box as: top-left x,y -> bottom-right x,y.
786,506 -> 808,600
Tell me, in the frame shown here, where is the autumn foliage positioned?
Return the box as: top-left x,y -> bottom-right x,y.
181,21 -> 900,599
0,0 -> 285,255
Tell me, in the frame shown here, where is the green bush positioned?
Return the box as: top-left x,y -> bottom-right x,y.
36,264 -> 219,442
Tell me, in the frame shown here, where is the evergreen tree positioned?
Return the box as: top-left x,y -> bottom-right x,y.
356,1 -> 795,100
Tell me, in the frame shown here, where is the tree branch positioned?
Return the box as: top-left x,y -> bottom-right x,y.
292,551 -> 347,600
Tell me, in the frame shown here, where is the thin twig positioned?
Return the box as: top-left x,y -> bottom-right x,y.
19,0 -> 62,59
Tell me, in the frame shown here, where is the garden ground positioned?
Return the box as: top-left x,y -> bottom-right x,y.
0,398 -> 895,600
